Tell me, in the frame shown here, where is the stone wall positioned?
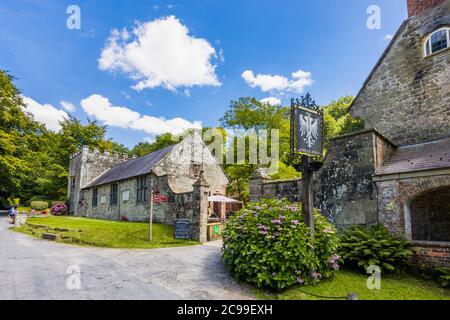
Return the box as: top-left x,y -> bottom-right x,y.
350,1 -> 450,146
68,146 -> 130,215
153,132 -> 228,195
81,173 -> 157,222
313,130 -> 395,227
249,170 -> 302,203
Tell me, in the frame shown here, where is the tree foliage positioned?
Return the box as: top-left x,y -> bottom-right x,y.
219,96 -> 362,201
0,70 -> 130,207
131,133 -> 177,157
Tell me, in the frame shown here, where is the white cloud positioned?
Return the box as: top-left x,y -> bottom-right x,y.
80,94 -> 198,135
241,69 -> 313,94
260,97 -> 281,106
22,97 -> 68,131
81,94 -> 141,128
60,101 -> 76,112
383,34 -> 394,41
99,16 -> 221,92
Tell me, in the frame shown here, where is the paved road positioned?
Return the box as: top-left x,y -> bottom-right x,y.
0,216 -> 253,300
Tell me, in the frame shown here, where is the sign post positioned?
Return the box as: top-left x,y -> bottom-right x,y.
290,93 -> 323,239
149,190 -> 154,241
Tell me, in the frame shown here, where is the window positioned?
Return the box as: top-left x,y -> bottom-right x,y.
424,27 -> 450,57
110,184 -> 118,206
70,177 -> 76,194
137,176 -> 149,203
92,188 -> 98,207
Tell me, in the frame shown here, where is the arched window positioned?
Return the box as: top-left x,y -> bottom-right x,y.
424,27 -> 450,57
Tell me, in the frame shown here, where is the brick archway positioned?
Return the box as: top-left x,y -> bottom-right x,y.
398,176 -> 450,203
400,175 -> 450,240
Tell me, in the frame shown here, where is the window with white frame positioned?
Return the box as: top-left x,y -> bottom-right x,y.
424,27 -> 450,57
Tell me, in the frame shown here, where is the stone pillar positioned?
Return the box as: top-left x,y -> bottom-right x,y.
249,168 -> 271,202
192,176 -> 210,242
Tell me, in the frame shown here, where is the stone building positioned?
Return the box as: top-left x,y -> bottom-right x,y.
319,0 -> 450,267
251,0 -> 450,267
68,131 -> 229,242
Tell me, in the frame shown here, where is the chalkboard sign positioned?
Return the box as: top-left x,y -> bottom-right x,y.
174,219 -> 191,240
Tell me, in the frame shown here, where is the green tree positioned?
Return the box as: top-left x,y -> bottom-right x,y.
322,96 -> 364,146
131,133 -> 179,157
220,97 -> 296,201
0,70 -> 47,206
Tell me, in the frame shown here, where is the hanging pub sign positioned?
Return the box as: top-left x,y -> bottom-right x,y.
291,95 -> 324,157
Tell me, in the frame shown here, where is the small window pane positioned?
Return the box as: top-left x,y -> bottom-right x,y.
110,184 -> 118,206
92,189 -> 98,207
425,39 -> 431,56
430,30 -> 448,54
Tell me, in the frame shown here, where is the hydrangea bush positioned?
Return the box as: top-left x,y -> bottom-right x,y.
50,203 -> 68,216
222,199 -> 340,290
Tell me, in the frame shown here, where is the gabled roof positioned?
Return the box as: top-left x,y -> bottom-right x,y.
375,138 -> 450,176
83,144 -> 176,189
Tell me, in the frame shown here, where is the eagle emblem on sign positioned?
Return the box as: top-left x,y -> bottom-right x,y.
299,114 -> 319,149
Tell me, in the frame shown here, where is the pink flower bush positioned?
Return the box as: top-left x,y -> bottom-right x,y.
50,203 -> 68,216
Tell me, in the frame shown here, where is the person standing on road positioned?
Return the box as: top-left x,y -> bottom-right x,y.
8,206 -> 17,224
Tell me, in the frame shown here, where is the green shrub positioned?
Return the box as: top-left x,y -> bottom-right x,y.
222,199 -> 340,290
437,267 -> 450,288
339,225 -> 412,273
30,201 -> 49,211
27,196 -> 50,206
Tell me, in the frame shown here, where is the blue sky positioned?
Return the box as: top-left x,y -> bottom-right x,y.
0,0 -> 407,147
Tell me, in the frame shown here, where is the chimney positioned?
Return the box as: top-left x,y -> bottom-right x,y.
407,0 -> 446,17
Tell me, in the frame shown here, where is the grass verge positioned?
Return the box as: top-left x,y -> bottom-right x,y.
14,216 -> 200,249
255,270 -> 450,300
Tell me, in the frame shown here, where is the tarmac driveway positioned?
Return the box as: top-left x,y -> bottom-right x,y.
0,216 -> 253,300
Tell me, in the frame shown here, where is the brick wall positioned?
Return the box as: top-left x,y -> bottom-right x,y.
411,241 -> 450,267
376,175 -> 450,237
407,0 -> 447,17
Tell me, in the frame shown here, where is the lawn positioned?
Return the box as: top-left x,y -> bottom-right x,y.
14,216 -> 199,249
256,270 -> 450,300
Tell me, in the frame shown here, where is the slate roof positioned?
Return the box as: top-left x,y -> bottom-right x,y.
375,138 -> 450,176
83,144 -> 176,189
